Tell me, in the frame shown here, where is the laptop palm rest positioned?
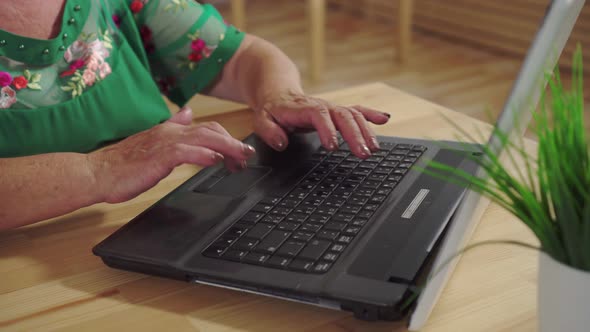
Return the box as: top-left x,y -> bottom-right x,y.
195,166 -> 272,197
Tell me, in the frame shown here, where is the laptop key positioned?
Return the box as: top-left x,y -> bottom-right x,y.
251,204 -> 273,213
276,241 -> 306,257
358,210 -> 373,219
316,206 -> 338,215
381,181 -> 398,189
330,243 -> 346,253
298,239 -> 331,261
289,259 -> 314,272
323,252 -> 339,262
344,227 -> 361,235
203,246 -> 225,257
351,218 -> 369,227
294,206 -> 316,215
260,197 -> 281,205
265,255 -> 292,268
270,207 -> 292,216
361,181 -> 381,189
286,213 -> 309,223
369,195 -> 387,204
376,188 -> 392,195
312,261 -> 332,274
299,223 -> 321,233
292,232 -> 314,242
336,235 -> 353,244
316,230 -> 339,241
243,252 -> 270,265
277,222 -> 299,231
332,213 -> 355,223
324,221 -> 347,231
224,224 -> 249,237
262,214 -> 284,224
233,238 -> 258,251
244,223 -> 274,240
412,145 -> 426,152
279,199 -> 300,208
308,213 -> 330,224
349,195 -> 368,205
254,230 -> 291,254
223,250 -> 248,261
339,205 -> 361,215
241,212 -> 265,223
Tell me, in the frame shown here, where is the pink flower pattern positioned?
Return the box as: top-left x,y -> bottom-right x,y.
61,30 -> 113,98
0,87 -> 17,109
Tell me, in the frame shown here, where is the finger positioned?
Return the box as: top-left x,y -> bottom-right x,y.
172,143 -> 224,167
198,121 -> 244,171
350,107 -> 380,152
168,106 -> 193,125
272,105 -> 339,151
253,110 -> 289,151
332,108 -> 371,158
352,105 -> 390,125
184,126 -> 256,162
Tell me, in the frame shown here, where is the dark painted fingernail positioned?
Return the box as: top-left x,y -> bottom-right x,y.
243,144 -> 256,155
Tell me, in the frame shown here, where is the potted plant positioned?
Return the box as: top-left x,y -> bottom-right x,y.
424,47 -> 589,332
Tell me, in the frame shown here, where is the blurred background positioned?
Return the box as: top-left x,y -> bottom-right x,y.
191,0 -> 590,128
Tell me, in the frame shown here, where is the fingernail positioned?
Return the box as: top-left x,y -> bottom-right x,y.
382,112 -> 391,119
329,136 -> 339,151
212,153 -> 224,162
240,160 -> 248,169
243,144 -> 256,155
274,137 -> 286,151
360,144 -> 371,157
371,137 -> 380,150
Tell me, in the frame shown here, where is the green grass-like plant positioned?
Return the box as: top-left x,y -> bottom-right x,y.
424,46 -> 589,271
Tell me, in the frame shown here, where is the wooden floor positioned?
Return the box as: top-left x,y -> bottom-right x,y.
191,0 -> 589,131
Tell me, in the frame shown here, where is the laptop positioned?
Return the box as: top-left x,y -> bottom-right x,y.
93,0 -> 584,327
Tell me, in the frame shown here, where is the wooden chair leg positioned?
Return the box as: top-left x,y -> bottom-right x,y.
307,0 -> 326,82
397,0 -> 413,63
231,0 -> 246,30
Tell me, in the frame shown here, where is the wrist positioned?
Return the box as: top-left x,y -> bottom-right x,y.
84,151 -> 108,204
254,87 -> 305,112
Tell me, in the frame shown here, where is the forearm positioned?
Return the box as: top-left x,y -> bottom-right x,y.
0,153 -> 100,230
206,34 -> 303,110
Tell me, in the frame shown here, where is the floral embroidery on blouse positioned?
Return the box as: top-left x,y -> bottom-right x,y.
0,70 -> 43,109
177,31 -> 218,70
60,31 -> 113,98
164,0 -> 189,13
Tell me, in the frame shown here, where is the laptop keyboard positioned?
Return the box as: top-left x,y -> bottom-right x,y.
202,141 -> 426,274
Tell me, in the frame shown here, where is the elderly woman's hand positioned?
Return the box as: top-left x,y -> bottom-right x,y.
252,90 -> 390,158
87,107 -> 255,203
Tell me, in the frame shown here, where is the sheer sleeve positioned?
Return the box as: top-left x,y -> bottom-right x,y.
130,0 -> 245,106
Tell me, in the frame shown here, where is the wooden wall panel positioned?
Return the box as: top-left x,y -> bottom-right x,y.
328,0 -> 590,72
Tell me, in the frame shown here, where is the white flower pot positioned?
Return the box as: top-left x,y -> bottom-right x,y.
538,252 -> 590,332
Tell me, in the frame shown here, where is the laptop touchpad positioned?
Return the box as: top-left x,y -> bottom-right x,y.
198,166 -> 271,197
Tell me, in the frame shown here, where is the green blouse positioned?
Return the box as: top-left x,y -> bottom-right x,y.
0,0 -> 244,157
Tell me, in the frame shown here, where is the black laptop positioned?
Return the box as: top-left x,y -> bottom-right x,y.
93,0 -> 584,322
93,131 -> 479,320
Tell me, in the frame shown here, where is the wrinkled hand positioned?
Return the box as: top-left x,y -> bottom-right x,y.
253,91 -> 391,158
87,107 -> 255,203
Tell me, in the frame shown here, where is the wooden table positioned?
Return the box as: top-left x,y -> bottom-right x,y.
0,83 -> 539,331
